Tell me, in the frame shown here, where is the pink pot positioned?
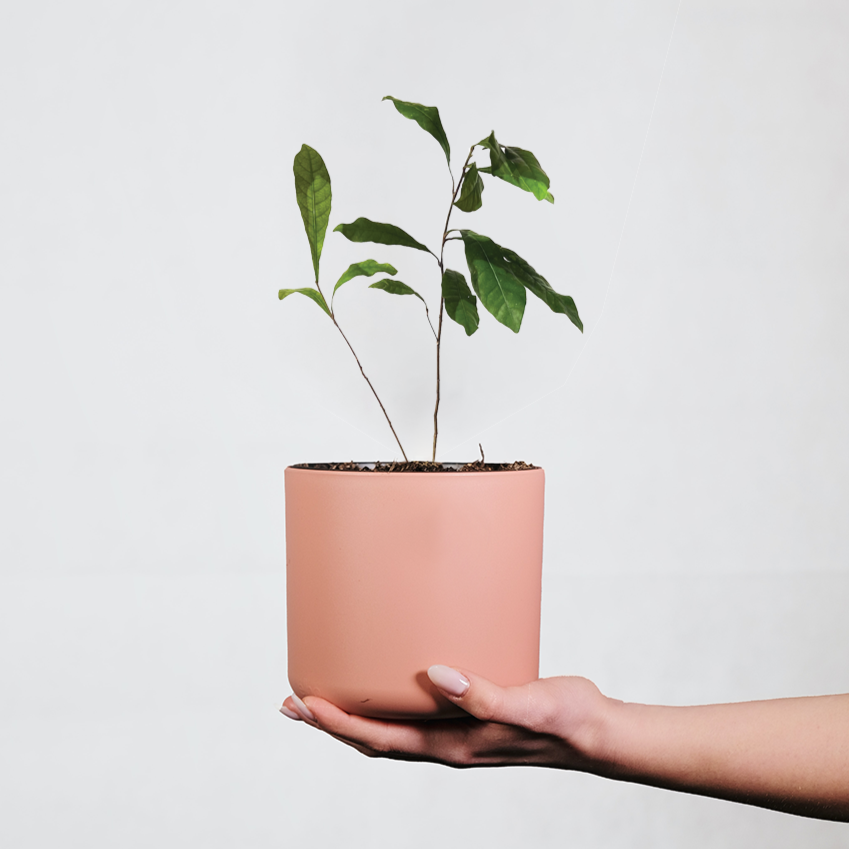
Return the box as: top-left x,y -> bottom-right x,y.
285,465 -> 545,718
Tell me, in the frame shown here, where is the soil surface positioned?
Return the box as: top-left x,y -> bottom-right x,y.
292,460 -> 539,473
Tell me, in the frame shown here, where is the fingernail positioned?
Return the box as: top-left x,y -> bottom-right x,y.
291,693 -> 316,722
428,665 -> 470,697
280,703 -> 301,720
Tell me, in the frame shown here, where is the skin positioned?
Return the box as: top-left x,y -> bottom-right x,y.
281,669 -> 849,822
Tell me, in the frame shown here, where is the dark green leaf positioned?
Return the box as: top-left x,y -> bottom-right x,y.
441,269 -> 479,336
333,260 -> 398,296
334,217 -> 433,255
453,162 -> 484,213
500,146 -> 552,201
498,246 -> 582,332
278,287 -> 331,316
368,279 -> 425,302
383,96 -> 451,166
293,145 -> 332,282
456,230 -> 526,332
477,133 -> 552,202
478,132 -> 507,173
455,231 -> 582,333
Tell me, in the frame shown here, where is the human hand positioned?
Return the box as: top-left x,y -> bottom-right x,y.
280,666 -> 615,770
281,668 -> 849,820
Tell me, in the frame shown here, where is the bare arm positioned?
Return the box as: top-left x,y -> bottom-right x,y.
600,694 -> 849,820
281,668 -> 849,821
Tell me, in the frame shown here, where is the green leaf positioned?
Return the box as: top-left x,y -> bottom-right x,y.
278,287 -> 331,316
383,96 -> 451,166
456,230 -> 526,332
478,132 -> 507,173
455,231 -> 582,334
453,162 -> 484,213
293,145 -> 332,282
334,217 -> 433,255
333,260 -> 398,296
497,246 -> 582,332
441,269 -> 479,336
368,279 -> 425,302
477,133 -> 552,202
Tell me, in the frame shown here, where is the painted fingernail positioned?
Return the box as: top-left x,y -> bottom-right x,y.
428,665 -> 470,697
280,703 -> 301,720
291,693 -> 316,722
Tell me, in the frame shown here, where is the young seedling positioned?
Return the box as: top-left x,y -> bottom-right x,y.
280,96 -> 583,462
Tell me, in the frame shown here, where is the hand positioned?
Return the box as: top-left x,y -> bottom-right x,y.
281,668 -> 849,821
280,666 -> 614,769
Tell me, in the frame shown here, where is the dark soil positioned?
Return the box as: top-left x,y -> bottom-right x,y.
292,460 -> 539,473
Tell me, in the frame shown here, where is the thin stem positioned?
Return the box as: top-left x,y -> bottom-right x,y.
431,298 -> 444,462
318,279 -> 409,462
331,315 -> 409,462
423,303 -> 438,341
431,144 -> 477,462
439,146 -> 476,254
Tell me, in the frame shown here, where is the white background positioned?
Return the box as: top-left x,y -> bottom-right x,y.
2,0 -> 848,845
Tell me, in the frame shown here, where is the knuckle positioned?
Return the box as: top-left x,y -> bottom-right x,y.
429,733 -> 474,769
440,746 -> 475,769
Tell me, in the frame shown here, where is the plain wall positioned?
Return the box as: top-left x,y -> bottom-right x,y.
1,1 -> 848,846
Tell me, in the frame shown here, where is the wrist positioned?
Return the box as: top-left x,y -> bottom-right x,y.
542,678 -> 627,774
579,693 -> 627,775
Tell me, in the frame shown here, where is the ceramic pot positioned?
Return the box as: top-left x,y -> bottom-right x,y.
285,465 -> 544,718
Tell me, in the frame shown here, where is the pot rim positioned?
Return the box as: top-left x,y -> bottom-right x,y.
287,462 -> 543,474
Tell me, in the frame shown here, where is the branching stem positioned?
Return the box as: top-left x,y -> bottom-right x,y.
431,144 -> 477,462
319,281 -> 409,462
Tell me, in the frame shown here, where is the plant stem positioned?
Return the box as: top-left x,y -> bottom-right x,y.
432,144 -> 477,462
431,298 -> 444,462
318,280 -> 409,462
423,303 -> 438,341
332,316 -> 409,462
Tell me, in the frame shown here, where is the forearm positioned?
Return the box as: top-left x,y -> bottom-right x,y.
591,694 -> 849,820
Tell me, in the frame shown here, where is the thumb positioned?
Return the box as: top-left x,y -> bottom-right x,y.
427,664 -> 529,725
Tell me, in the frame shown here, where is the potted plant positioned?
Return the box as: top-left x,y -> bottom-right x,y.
281,96 -> 583,719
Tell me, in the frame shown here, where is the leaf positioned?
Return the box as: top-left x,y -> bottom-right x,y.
480,165 -> 554,203
368,279 -> 425,302
500,146 -> 552,201
441,269 -> 479,336
456,230 -> 526,333
333,260 -> 398,296
497,246 -> 582,332
455,231 -> 582,333
293,145 -> 332,282
478,132 -> 507,173
334,217 -> 433,255
383,96 -> 451,166
477,133 -> 552,202
278,287 -> 331,316
453,162 -> 484,213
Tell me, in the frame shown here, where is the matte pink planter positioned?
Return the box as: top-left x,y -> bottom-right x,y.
285,466 -> 545,718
